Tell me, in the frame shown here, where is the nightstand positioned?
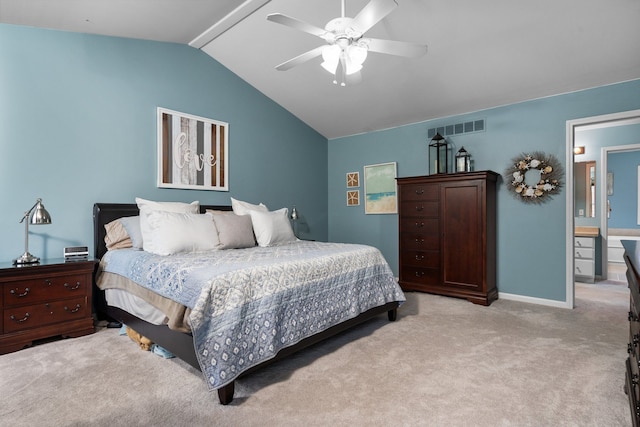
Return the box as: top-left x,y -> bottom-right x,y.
0,258 -> 95,354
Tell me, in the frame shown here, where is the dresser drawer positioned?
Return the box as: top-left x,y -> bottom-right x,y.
401,250 -> 439,269
400,183 -> 439,201
400,201 -> 439,218
400,217 -> 438,233
574,236 -> 594,248
401,233 -> 440,251
574,247 -> 594,260
400,266 -> 439,286
4,296 -> 89,333
2,273 -> 89,307
575,259 -> 594,277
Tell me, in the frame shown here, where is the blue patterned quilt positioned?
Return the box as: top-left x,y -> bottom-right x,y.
100,241 -> 405,390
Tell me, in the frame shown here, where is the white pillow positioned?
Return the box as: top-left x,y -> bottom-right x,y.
142,211 -> 220,256
135,197 -> 200,251
249,208 -> 297,247
231,197 -> 268,216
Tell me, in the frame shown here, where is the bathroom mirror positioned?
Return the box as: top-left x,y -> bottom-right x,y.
574,161 -> 596,218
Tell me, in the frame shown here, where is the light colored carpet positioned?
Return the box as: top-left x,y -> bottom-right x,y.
0,282 -> 631,426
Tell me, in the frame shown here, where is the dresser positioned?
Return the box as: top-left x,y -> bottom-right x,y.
574,236 -> 596,283
397,171 -> 498,306
0,259 -> 95,354
623,240 -> 640,426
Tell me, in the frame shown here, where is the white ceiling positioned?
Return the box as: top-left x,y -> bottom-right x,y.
2,0 -> 639,139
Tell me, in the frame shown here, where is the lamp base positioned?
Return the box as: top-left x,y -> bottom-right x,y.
13,252 -> 40,265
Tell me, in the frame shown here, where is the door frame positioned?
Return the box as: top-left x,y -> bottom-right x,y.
566,109 -> 640,308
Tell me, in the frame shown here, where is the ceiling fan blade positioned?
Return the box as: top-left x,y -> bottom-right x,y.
351,0 -> 398,34
367,38 -> 427,58
275,45 -> 325,71
267,13 -> 327,38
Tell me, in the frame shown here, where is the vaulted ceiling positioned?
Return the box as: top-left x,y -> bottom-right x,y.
2,0 -> 639,139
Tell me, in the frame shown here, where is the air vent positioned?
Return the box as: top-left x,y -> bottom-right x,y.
427,118 -> 486,138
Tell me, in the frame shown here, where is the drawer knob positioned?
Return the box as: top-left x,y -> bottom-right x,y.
415,254 -> 425,261
9,287 -> 30,298
415,238 -> 424,244
415,188 -> 424,195
64,304 -> 82,313
415,221 -> 425,228
10,313 -> 30,323
64,281 -> 81,291
414,271 -> 425,277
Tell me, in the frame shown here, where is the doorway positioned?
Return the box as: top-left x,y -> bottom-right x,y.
566,109 -> 640,308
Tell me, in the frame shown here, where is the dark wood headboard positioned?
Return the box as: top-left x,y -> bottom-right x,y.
92,203 -> 232,260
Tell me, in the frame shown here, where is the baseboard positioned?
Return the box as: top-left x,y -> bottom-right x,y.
498,292 -> 572,309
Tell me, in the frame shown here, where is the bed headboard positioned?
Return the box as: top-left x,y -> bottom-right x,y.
93,203 -> 233,260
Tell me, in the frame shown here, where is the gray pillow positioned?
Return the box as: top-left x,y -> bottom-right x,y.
119,216 -> 143,249
210,213 -> 256,249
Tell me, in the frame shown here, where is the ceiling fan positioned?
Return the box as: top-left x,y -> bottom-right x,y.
267,0 -> 427,86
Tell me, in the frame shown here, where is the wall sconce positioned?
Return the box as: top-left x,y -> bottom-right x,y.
429,132 -> 449,174
455,146 -> 472,172
573,146 -> 585,155
14,198 -> 52,265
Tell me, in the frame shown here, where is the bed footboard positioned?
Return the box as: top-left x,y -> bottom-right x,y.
216,301 -> 400,405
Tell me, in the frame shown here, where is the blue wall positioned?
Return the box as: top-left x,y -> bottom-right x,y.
608,150 -> 640,229
0,24 -> 328,262
328,80 -> 640,302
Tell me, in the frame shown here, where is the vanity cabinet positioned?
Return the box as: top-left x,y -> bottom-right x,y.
574,236 -> 596,283
397,171 -> 498,306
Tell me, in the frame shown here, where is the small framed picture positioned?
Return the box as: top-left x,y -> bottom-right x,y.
347,172 -> 360,188
364,162 -> 397,214
347,190 -> 360,206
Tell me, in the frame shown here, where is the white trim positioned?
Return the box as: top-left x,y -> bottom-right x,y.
566,109 -> 640,309
498,292 -> 572,309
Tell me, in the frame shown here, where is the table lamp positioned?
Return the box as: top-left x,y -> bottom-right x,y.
14,198 -> 52,265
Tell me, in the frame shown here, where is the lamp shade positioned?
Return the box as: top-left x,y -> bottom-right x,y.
30,200 -> 52,225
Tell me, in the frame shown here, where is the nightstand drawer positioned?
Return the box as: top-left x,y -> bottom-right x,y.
4,296 -> 89,333
2,274 -> 88,307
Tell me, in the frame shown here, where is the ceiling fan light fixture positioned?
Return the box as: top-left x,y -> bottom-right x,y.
321,44 -> 341,74
345,45 -> 367,75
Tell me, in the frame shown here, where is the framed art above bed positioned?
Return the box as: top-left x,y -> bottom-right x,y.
157,108 -> 229,191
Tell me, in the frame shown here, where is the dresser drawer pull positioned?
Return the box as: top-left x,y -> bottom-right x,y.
9,287 -> 30,298
629,343 -> 634,354
415,254 -> 425,261
415,222 -> 425,228
630,311 -> 639,322
414,238 -> 424,244
10,313 -> 30,323
64,281 -> 81,291
634,373 -> 639,386
634,333 -> 640,347
414,271 -> 425,277
414,188 -> 424,195
415,205 -> 424,212
64,304 -> 82,313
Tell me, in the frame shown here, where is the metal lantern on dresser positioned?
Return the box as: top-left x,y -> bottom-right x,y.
455,146 -> 472,172
396,170 -> 499,305
429,132 -> 449,174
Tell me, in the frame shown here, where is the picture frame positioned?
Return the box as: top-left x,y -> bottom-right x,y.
347,190 -> 360,206
157,107 -> 229,191
346,171 -> 360,188
364,162 -> 397,214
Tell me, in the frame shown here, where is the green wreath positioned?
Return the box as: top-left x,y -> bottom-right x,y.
504,151 -> 564,204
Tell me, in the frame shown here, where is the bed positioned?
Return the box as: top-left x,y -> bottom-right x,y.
93,202 -> 405,405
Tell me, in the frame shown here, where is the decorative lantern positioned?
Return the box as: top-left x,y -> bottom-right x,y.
455,146 -> 471,172
429,132 -> 449,174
